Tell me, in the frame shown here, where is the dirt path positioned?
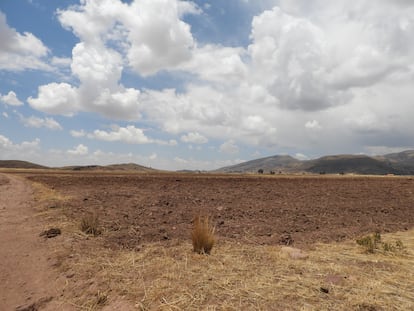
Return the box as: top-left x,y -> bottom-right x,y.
0,174 -> 69,311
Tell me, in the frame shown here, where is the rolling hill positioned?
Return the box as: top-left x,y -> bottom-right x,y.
214,155 -> 300,173
63,163 -> 155,172
215,151 -> 414,175
0,160 -> 48,169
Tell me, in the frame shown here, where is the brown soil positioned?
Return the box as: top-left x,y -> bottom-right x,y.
2,171 -> 414,310
25,173 -> 414,250
0,174 -> 71,310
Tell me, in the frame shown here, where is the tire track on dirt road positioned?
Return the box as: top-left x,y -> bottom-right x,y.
0,173 -> 70,310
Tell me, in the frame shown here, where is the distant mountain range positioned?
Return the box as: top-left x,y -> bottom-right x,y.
2,150 -> 414,175
0,160 -> 48,170
0,161 -> 154,172
215,150 -> 414,175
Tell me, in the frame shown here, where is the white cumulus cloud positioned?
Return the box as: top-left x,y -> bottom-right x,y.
20,115 -> 63,130
0,12 -> 51,71
24,0 -> 414,157
0,91 -> 23,106
67,144 -> 89,155
85,125 -> 176,146
70,129 -> 86,137
0,134 -> 41,159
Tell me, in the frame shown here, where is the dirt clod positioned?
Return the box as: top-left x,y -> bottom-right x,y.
39,228 -> 61,238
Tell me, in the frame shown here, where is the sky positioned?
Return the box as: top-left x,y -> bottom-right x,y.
1,0 -> 414,170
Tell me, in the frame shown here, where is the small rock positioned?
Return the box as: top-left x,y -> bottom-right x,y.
320,287 -> 329,294
39,228 -> 61,238
279,233 -> 294,245
325,274 -> 346,286
280,246 -> 309,260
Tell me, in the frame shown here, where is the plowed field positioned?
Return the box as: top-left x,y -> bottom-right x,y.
26,173 -> 414,249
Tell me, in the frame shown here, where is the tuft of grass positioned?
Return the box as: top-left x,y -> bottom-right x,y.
191,215 -> 215,254
80,213 -> 101,236
357,232 -> 405,254
356,232 -> 381,253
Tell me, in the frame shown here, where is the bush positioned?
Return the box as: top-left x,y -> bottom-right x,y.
80,213 -> 101,236
191,215 -> 215,254
356,232 -> 404,253
356,232 -> 381,253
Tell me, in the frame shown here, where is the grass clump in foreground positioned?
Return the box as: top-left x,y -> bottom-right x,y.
357,232 -> 405,253
191,215 -> 215,254
80,213 -> 101,236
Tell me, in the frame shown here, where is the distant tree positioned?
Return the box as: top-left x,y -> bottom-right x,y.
270,171 -> 275,175
258,169 -> 264,174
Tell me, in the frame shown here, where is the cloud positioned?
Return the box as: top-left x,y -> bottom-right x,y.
51,56 -> 71,67
19,115 -> 62,130
0,91 -> 23,106
70,129 -> 86,137
88,125 -> 151,144
67,144 -> 88,155
0,12 -> 51,71
123,0 -> 198,76
219,140 -> 239,154
86,125 -> 176,145
25,0 -> 414,157
0,134 -> 40,159
181,132 -> 208,144
180,45 -> 247,84
2,112 -> 9,118
305,120 -> 322,130
27,83 -> 79,116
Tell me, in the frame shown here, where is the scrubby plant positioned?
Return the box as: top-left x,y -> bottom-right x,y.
80,212 -> 101,236
356,232 -> 405,253
356,233 -> 380,253
192,215 -> 215,254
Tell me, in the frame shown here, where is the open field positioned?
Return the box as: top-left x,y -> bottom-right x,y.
1,171 -> 414,310
25,172 -> 414,248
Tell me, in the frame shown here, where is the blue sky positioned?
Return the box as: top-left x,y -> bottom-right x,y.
1,0 -> 414,170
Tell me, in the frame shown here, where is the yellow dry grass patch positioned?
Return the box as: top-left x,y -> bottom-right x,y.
63,230 -> 414,311
31,181 -> 71,209
29,181 -> 79,234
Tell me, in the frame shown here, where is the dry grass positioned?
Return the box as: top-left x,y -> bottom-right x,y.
80,213 -> 101,236
191,215 -> 216,254
26,177 -> 414,310
59,229 -> 414,310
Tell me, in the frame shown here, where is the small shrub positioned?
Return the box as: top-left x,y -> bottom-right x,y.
80,213 -> 101,236
356,234 -> 379,253
191,215 -> 215,254
356,232 -> 405,254
96,291 -> 107,306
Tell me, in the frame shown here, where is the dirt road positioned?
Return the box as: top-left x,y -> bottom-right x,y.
0,174 -> 68,310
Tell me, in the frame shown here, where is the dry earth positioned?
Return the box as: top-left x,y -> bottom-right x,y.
1,171 -> 414,310
25,173 -> 414,249
0,173 -> 72,310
